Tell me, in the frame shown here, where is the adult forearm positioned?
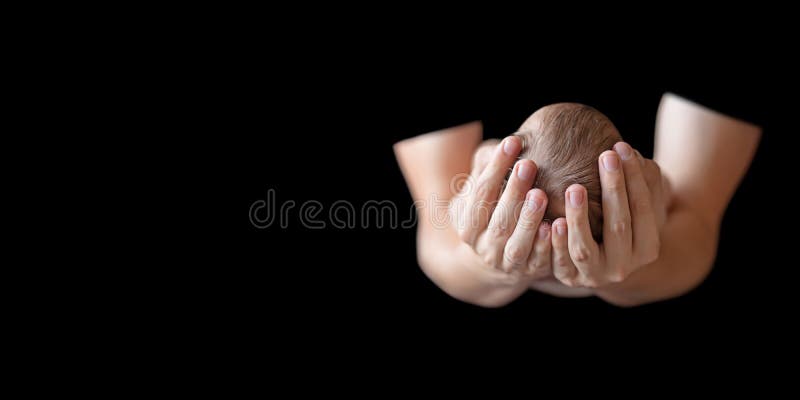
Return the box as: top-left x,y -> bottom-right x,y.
395,124 -> 534,307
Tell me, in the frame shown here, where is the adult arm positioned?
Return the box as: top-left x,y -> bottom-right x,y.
394,123 -> 547,307
594,93 -> 762,306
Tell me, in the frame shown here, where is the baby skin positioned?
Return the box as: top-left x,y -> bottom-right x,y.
395,94 -> 759,307
515,103 -> 622,240
473,103 -> 669,297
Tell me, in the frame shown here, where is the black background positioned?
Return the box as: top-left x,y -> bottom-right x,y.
185,34 -> 797,353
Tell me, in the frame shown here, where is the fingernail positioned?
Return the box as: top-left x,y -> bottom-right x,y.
503,137 -> 520,156
602,154 -> 620,171
525,192 -> 543,213
555,223 -> 565,236
517,161 -> 534,180
614,142 -> 633,160
539,222 -> 550,238
567,189 -> 584,208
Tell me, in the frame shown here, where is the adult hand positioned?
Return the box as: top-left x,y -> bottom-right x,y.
449,136 -> 552,280
551,142 -> 668,287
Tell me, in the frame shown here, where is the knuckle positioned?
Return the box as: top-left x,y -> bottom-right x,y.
570,244 -> 592,263
516,216 -> 539,231
482,251 -> 501,269
504,244 -> 528,264
529,258 -> 550,278
553,252 -> 570,268
487,222 -> 510,239
609,220 -> 628,236
553,264 -> 576,285
475,179 -> 495,200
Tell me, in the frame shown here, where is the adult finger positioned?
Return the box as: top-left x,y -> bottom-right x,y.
460,136 -> 521,245
451,143 -> 497,239
551,218 -> 579,286
501,187 -> 546,273
598,150 -> 632,278
489,159 -> 537,241
636,151 -> 660,197
527,221 -> 552,279
614,142 -> 659,265
564,184 -> 600,281
635,149 -> 645,167
641,158 -> 667,228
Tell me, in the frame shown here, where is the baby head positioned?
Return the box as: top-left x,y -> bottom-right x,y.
514,103 -> 622,240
